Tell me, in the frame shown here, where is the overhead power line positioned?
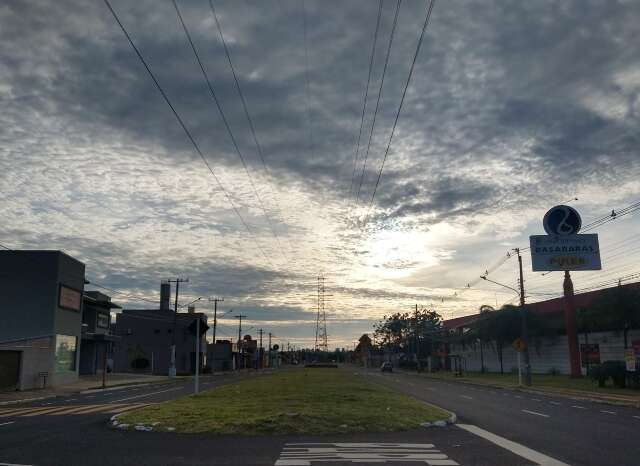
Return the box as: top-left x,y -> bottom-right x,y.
172,0 -> 287,263
207,0 -> 293,259
103,0 -> 276,270
355,0 -> 402,205
347,0 -> 384,208
362,0 -> 437,227
302,0 -> 315,164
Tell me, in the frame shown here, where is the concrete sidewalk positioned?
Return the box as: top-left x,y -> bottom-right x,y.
0,373 -> 174,405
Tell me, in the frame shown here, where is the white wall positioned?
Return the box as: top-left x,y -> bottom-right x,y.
449,329 -> 640,375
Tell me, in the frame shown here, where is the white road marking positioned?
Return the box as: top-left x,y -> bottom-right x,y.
633,416 -> 640,420
457,424 -> 570,466
515,395 -> 523,399
275,443 -> 459,465
571,405 -> 586,410
0,421 -> 15,427
0,463 -> 36,466
460,395 -> 473,400
600,410 -> 616,415
531,398 -> 542,402
522,409 -> 550,418
407,382 -> 415,386
550,401 -> 561,405
109,386 -> 182,403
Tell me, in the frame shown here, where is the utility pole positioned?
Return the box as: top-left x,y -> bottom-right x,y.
258,329 -> 264,369
268,332 -> 272,368
208,297 -> 224,374
194,316 -> 200,394
168,278 -> 188,377
235,315 -> 247,369
514,248 -> 532,386
414,304 -> 420,370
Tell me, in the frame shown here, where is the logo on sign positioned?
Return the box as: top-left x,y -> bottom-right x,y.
543,205 -> 582,235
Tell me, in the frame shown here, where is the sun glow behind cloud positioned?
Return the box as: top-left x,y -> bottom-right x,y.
1,0 -> 640,348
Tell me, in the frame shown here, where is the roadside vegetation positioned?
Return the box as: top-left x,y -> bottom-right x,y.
117,368 -> 450,434
419,370 -> 640,400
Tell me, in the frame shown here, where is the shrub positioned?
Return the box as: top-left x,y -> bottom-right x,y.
131,357 -> 149,370
590,361 -> 627,388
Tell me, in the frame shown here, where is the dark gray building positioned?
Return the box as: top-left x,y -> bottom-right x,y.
206,340 -> 233,371
0,251 -> 86,390
112,309 -> 208,375
79,291 -> 120,376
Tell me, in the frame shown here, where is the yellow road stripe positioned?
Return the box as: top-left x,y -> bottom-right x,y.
0,406 -> 50,417
106,403 -> 150,414
70,405 -> 121,415
22,406 -> 79,417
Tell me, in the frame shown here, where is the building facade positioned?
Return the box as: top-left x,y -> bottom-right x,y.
112,309 -> 207,375
79,291 -> 120,376
0,251 -> 86,390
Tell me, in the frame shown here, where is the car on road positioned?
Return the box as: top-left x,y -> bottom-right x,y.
380,362 -> 393,372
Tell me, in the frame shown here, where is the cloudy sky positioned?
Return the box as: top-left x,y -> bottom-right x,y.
2,0 -> 640,349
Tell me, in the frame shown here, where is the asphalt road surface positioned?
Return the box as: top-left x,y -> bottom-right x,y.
366,369 -> 640,466
1,367 -> 635,465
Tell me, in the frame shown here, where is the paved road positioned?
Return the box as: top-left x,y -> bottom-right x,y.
4,367 -> 633,465
366,370 -> 640,466
1,368 -> 541,466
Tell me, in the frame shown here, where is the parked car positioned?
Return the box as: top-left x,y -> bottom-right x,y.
380,362 -> 393,372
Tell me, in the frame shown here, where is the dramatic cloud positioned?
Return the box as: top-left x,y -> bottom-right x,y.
2,0 -> 639,347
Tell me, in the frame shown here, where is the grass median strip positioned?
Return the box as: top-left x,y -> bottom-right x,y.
117,368 -> 450,434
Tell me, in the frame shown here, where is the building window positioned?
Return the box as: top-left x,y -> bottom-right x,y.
97,312 -> 110,329
54,335 -> 77,373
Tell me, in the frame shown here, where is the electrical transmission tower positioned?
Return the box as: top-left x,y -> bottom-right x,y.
314,275 -> 328,352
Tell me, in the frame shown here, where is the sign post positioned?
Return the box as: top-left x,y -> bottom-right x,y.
529,205 -> 602,378
513,338 -> 525,386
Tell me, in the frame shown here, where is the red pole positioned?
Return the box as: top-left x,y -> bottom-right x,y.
563,271 -> 581,377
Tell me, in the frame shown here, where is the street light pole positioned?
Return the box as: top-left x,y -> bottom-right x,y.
480,263 -> 532,387
515,248 -> 532,387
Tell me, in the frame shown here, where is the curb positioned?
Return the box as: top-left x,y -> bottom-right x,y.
404,372 -> 640,409
418,400 -> 457,428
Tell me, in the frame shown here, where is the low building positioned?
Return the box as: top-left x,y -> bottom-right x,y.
206,340 -> 233,371
0,250 -> 86,390
79,291 -> 120,376
112,309 -> 208,375
442,282 -> 640,375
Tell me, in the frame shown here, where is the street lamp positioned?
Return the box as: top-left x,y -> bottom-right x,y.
480,273 -> 532,386
179,297 -> 202,309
